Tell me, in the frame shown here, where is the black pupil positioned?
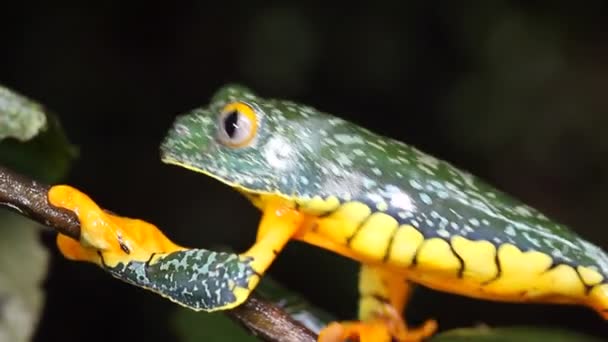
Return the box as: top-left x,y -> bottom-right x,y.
224,111 -> 239,138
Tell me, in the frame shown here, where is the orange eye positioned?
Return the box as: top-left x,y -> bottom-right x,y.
217,102 -> 258,148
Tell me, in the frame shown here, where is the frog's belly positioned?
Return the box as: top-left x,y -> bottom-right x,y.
295,212 -> 594,308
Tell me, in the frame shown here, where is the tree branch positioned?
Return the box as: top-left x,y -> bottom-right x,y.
0,164 -> 317,342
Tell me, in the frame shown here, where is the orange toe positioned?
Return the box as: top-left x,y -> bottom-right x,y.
318,306 -> 437,342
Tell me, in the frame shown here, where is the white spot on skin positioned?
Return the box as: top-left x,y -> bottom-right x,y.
419,193 -> 433,205
417,154 -> 440,170
367,141 -> 386,151
437,229 -> 450,238
418,165 -> 435,176
371,167 -> 382,176
514,205 -> 533,217
390,191 -> 416,212
410,179 -> 423,190
334,134 -> 364,144
505,225 -> 517,236
335,153 -> 353,167
263,137 -> 296,170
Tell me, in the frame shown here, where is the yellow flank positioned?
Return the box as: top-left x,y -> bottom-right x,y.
451,236 -> 498,282
349,212 -> 398,261
316,201 -> 372,244
297,195 -> 340,215
533,264 -> 585,299
415,238 -> 462,275
578,266 -> 604,286
497,243 -> 553,276
386,225 -> 424,267
481,244 -> 553,296
588,284 -> 608,319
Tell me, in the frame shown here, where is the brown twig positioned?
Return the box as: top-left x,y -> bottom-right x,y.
0,164 -> 316,342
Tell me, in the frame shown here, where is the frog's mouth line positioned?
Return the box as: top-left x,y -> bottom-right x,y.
160,155 -> 299,204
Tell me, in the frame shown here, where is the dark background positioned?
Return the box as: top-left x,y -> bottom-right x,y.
1,1 -> 608,340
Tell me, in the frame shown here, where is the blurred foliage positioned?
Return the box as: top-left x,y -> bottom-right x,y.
0,85 -> 76,183
431,326 -> 603,342
0,86 -> 75,342
0,212 -> 49,342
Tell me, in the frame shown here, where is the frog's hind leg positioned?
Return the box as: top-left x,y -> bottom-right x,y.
319,265 -> 437,342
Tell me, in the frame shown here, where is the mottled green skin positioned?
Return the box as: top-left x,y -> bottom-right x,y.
160,84 -> 608,280
102,249 -> 256,311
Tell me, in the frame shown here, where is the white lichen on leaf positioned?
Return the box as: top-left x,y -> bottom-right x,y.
0,85 -> 47,142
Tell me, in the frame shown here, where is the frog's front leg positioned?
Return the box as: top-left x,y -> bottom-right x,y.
238,198 -> 304,295
48,185 -> 299,312
48,185 -> 185,267
319,265 -> 437,342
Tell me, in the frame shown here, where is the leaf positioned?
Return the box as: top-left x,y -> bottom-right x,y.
0,85 -> 77,183
430,326 -> 603,342
0,85 -> 75,341
0,85 -> 47,142
0,212 -> 49,342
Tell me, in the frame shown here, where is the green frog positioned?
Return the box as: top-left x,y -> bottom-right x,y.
50,84 -> 608,342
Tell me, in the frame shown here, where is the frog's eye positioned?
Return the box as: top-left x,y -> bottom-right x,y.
217,102 -> 258,148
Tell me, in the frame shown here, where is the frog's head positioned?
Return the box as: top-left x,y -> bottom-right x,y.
160,84 -> 333,198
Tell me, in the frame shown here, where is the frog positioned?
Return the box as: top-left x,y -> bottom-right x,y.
49,84 -> 608,342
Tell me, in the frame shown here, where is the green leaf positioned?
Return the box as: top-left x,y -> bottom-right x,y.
0,85 -> 47,142
431,326 -> 602,342
0,212 -> 49,342
0,85 -> 75,341
0,84 -> 76,183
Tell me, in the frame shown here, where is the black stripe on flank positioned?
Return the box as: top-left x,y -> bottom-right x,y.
482,250 -> 502,286
317,209 -> 337,218
346,213 -> 373,246
382,225 -> 399,263
409,229 -> 428,269
448,241 -> 465,278
574,268 -> 594,295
